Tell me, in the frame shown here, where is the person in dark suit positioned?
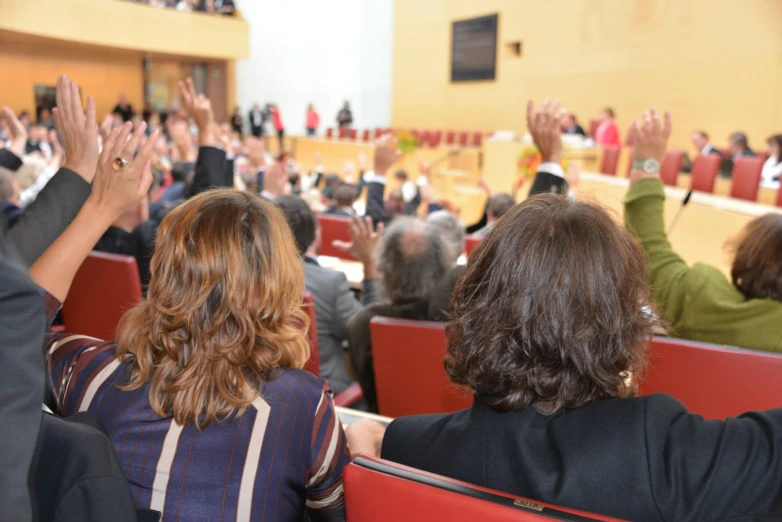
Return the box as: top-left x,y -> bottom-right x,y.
561,113 -> 586,137
347,216 -> 451,411
381,101 -> 782,522
691,130 -> 722,157
248,103 -> 267,138
112,93 -> 134,123
324,184 -> 357,218
728,131 -> 756,159
276,195 -> 382,394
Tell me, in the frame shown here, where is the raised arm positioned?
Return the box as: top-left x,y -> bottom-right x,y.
0,107 -> 27,171
526,99 -> 569,197
364,134 -> 401,226
29,122 -> 158,302
623,109 -> 693,324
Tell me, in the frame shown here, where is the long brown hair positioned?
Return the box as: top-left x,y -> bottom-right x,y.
445,195 -> 659,414
730,214 -> 782,301
116,189 -> 309,428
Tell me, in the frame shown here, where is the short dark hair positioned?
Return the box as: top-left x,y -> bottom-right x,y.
487,193 -> 515,219
275,195 -> 316,255
693,130 -> 709,140
445,195 -> 658,414
334,184 -> 356,207
729,132 -> 749,148
394,170 -> 409,182
731,214 -> 782,301
766,134 -> 782,162
603,107 -> 615,118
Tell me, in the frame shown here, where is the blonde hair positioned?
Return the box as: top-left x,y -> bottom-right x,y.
16,155 -> 48,190
116,189 -> 309,428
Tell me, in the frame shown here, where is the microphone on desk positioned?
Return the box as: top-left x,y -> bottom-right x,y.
667,190 -> 693,235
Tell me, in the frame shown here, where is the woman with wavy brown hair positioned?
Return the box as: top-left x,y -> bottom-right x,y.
31,84 -> 384,519
381,101 -> 782,522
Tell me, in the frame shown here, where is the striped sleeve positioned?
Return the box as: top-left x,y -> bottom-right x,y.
45,332 -> 120,416
305,382 -> 351,522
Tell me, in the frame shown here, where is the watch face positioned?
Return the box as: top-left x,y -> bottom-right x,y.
643,158 -> 661,174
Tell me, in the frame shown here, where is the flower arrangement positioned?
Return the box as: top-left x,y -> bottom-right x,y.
396,130 -> 419,154
517,145 -> 568,179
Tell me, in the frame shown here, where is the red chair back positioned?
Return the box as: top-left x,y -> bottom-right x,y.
588,119 -> 600,139
317,215 -> 356,261
338,127 -> 347,139
344,456 -> 623,522
599,146 -> 620,176
637,336 -> 782,420
431,130 -> 442,147
326,128 -> 333,139
411,129 -> 421,142
465,235 -> 482,256
361,129 -> 370,142
660,150 -> 684,187
349,129 -> 358,140
369,317 -> 473,417
302,292 -> 319,375
445,131 -> 455,145
472,132 -> 483,147
62,252 -> 142,341
729,156 -> 764,201
374,127 -> 383,139
458,132 -> 469,147
690,154 -> 722,193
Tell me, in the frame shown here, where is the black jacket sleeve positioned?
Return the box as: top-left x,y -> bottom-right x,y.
364,180 -> 386,226
528,170 -> 569,197
224,158 -> 235,188
0,149 -> 23,172
6,168 -> 91,266
186,146 -> 228,198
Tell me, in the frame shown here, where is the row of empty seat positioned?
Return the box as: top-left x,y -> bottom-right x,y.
324,127 -> 486,148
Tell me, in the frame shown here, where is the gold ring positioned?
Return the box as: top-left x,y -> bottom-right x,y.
112,157 -> 130,171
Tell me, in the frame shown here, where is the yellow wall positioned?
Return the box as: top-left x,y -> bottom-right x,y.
1,0 -> 249,60
393,0 -> 782,152
0,34 -> 144,119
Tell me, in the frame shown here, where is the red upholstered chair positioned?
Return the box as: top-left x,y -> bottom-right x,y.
326,128 -> 334,139
420,131 -> 432,147
302,292 -> 363,407
431,130 -> 442,147
465,235 -> 482,256
588,119 -> 600,139
445,131 -> 455,145
472,132 -> 483,147
599,146 -> 620,176
344,456 -> 623,522
361,129 -> 370,142
411,129 -> 421,142
458,132 -> 469,147
637,336 -> 782,420
349,129 -> 358,140
660,150 -> 684,187
729,156 -> 764,201
374,127 -> 383,139
369,317 -> 473,417
62,252 -> 142,341
317,215 -> 356,261
689,154 -> 722,193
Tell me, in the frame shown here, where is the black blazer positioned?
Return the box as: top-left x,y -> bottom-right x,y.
382,394 -> 782,522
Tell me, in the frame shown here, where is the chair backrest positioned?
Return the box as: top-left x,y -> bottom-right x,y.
729,156 -> 765,201
637,336 -> 782,420
465,235 -> 482,256
302,292 -> 319,376
317,214 -> 356,261
326,127 -> 333,139
458,131 -> 469,146
431,130 -> 442,147
369,317 -> 473,417
349,129 -> 358,140
599,146 -> 620,176
344,456 -> 623,522
690,154 -> 722,193
61,251 -> 143,341
445,131 -> 455,145
588,119 -> 600,139
374,127 -> 383,139
660,150 -> 684,187
362,129 -> 370,142
338,126 -> 347,139
421,131 -> 432,147
472,132 -> 483,147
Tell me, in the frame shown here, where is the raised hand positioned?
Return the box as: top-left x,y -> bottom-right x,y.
53,75 -> 99,182
632,108 -> 672,164
1,106 -> 28,158
526,99 -> 565,163
169,120 -> 196,163
247,136 -> 266,169
89,121 -> 158,217
178,77 -> 215,146
99,113 -> 114,143
373,134 -> 402,176
332,216 -> 383,276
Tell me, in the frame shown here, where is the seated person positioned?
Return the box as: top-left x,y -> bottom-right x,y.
276,195 -> 382,394
561,113 -> 586,137
728,131 -> 756,159
348,216 -> 450,410
324,184 -> 357,218
626,114 -> 782,353
691,129 -> 721,156
35,120 -> 382,521
760,134 -> 782,189
594,106 -> 621,147
426,210 -> 465,266
381,101 -> 782,522
473,193 -> 515,237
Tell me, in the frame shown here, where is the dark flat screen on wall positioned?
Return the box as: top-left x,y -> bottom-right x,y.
451,14 -> 498,82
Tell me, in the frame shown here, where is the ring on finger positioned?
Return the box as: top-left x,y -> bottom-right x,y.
112,157 -> 130,171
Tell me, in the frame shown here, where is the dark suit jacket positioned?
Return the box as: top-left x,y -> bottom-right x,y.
187,146 -> 230,198
324,207 -> 355,218
564,124 -> 586,137
347,299 -> 430,411
382,394 -> 782,522
364,179 -> 387,226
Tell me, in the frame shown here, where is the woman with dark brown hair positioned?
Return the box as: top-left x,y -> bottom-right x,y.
31,87 -> 382,521
625,113 -> 782,353
380,102 -> 782,521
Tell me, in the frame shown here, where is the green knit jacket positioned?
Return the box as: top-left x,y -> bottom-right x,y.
624,178 -> 782,352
